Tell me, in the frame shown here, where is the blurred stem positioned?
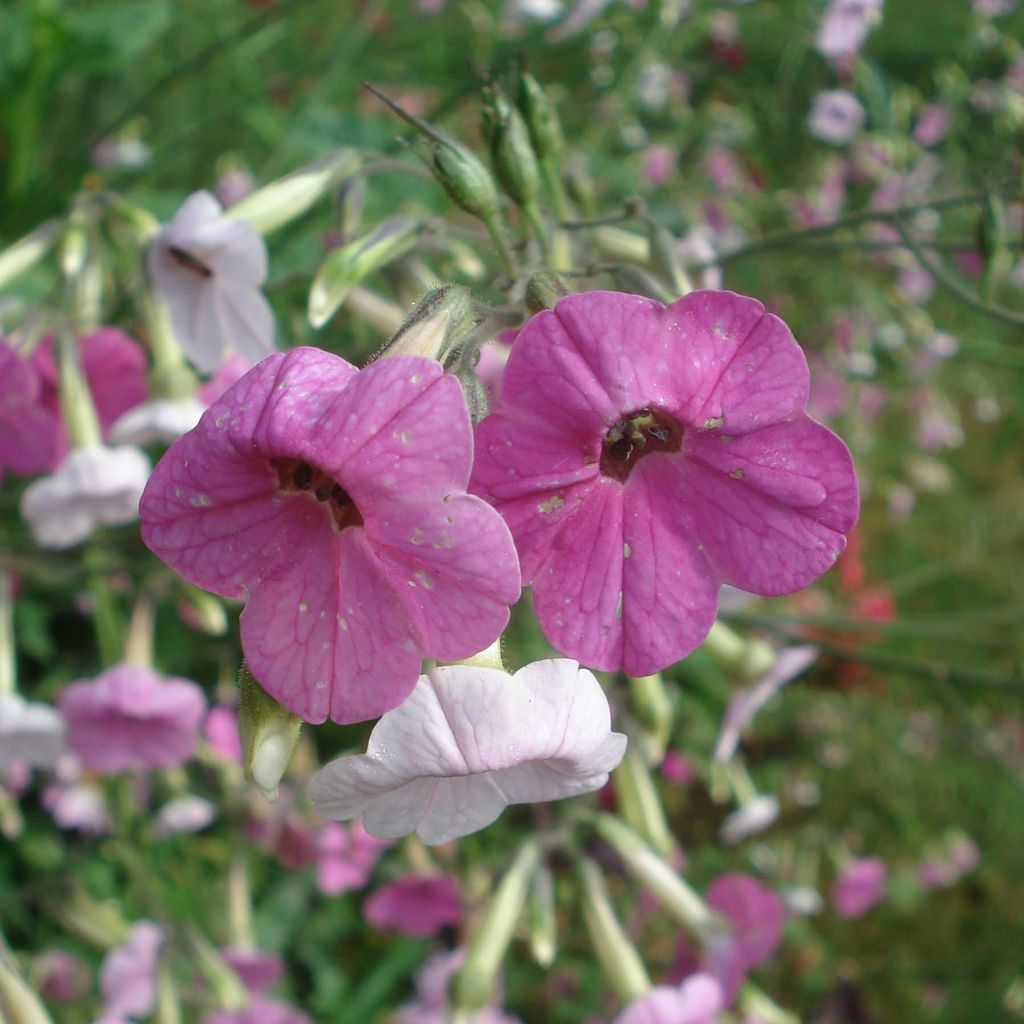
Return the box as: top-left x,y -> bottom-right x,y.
85,549 -> 122,667
523,201 -> 549,262
626,673 -> 672,763
57,331 -> 101,450
0,570 -> 15,695
346,285 -> 405,335
576,856 -> 650,1004
154,958 -> 183,1024
122,595 -> 155,667
541,156 -> 569,222
484,216 -> 519,279
227,853 -> 255,950
739,982 -> 801,1024
0,927 -> 55,1024
613,740 -> 674,857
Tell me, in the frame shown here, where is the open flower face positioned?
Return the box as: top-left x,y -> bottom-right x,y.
148,191 -> 275,373
471,290 -> 859,677
309,659 -> 627,844
140,348 -> 520,725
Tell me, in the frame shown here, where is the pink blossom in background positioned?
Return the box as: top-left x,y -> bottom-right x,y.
215,168 -> 256,208
99,922 -> 164,1021
793,160 -> 847,228
19,445 -> 151,549
471,290 -> 858,677
197,354 -> 256,405
315,820 -> 389,896
614,973 -> 723,1024
0,694 -> 65,771
364,874 -> 461,936
808,90 -> 866,146
395,949 -> 522,1024
37,949 -> 92,1002
832,856 -> 887,918
703,146 -> 743,195
660,750 -> 695,784
816,0 -> 883,59
475,332 -> 515,403
642,144 -> 677,186
42,771 -> 112,834
202,1000 -> 311,1024
148,190 -> 275,373
58,663 -> 207,774
140,348 -> 520,725
913,104 -> 951,147
0,341 -> 63,477
704,874 -> 786,1001
222,948 -> 285,996
310,660 -> 626,844
204,705 -> 243,763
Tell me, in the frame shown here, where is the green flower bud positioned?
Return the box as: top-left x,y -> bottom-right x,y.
701,622 -> 776,681
646,219 -> 693,298
238,664 -> 302,803
0,220 -> 60,290
484,86 -> 542,207
524,271 -> 570,313
380,284 -> 477,365
528,861 -> 557,967
516,72 -> 564,162
308,216 -> 422,329
0,935 -> 55,1024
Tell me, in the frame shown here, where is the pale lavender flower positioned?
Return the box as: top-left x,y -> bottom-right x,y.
99,922 -> 164,1020
816,0 -> 883,59
808,90 -> 866,146
310,660 -> 626,844
614,973 -> 723,1024
148,191 -> 274,373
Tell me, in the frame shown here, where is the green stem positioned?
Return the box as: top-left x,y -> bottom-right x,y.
484,216 -> 519,279
523,202 -> 549,263
0,570 -> 15,696
57,331 -> 102,450
613,740 -> 675,856
85,549 -> 122,666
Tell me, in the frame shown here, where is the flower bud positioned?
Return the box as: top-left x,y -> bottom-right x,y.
335,173 -> 367,244
576,856 -> 650,1003
627,672 -> 673,763
179,585 -> 228,637
237,664 -> 302,802
646,219 -> 693,298
524,271 -> 570,313
702,622 -> 776,681
516,72 -> 564,162
483,86 -> 542,207
427,138 -> 502,223
308,216 -> 422,328
379,284 -> 477,364
227,148 -> 360,235
613,739 -> 674,856
528,861 -> 557,967
452,841 -> 540,1011
0,220 -> 60,289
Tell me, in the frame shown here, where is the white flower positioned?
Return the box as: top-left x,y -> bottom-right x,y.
19,445 -> 150,549
720,795 -> 780,846
152,795 -> 216,837
0,694 -> 65,772
310,659 -> 626,845
808,90 -> 867,146
108,397 -> 206,446
148,191 -> 274,373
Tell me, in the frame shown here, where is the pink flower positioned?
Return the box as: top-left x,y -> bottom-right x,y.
204,705 -> 243,763
816,0 -> 883,59
913,104 -> 951,147
704,874 -> 786,1000
99,922 -> 164,1020
0,342 -> 63,477
614,974 -> 723,1024
202,1000 -> 311,1024
808,90 -> 866,146
364,874 -> 461,936
221,948 -> 285,996
310,660 -> 626,844
58,663 -> 207,774
831,856 -> 887,918
642,145 -> 677,186
660,750 -> 695,784
395,949 -> 521,1024
148,191 -> 275,373
140,348 -> 520,725
37,950 -> 92,1003
315,820 -> 389,895
470,291 -> 858,677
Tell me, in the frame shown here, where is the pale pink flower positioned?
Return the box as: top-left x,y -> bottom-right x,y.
714,647 -> 819,762
808,90 -> 866,146
315,820 -> 389,895
202,1000 -> 311,1024
395,949 -> 521,1024
816,0 -> 883,59
642,145 -> 677,186
0,694 -> 65,772
58,663 -> 207,774
204,705 -> 243,764
152,795 -> 216,836
614,973 -> 723,1024
148,191 -> 274,373
221,948 -> 285,996
19,445 -> 150,549
310,660 -> 626,844
471,291 -> 858,677
364,874 -> 461,936
913,104 -> 951,147
705,874 -> 786,1000
99,921 -> 164,1020
216,168 -> 256,209
42,768 -> 112,834
831,856 -> 887,918
140,348 -> 520,725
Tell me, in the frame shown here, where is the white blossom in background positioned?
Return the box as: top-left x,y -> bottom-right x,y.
816,0 -> 883,59
720,795 -> 780,846
19,445 -> 150,549
109,397 -> 207,446
808,90 -> 867,145
0,694 -> 65,772
148,191 -> 274,373
152,795 -> 217,837
310,660 -> 627,845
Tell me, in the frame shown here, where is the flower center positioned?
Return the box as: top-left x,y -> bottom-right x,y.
167,245 -> 213,279
600,407 -> 683,483
273,458 -> 363,531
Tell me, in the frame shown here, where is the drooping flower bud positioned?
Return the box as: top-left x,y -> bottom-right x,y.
0,220 -> 61,289
516,71 -> 564,163
527,861 -> 557,968
308,216 -> 423,328
237,665 -> 302,803
483,86 -> 542,208
378,284 -> 477,365
701,622 -> 776,681
452,841 -> 540,1011
226,148 -> 360,235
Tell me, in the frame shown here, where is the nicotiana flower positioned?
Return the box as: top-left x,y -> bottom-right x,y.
221,948 -> 285,997
152,795 -> 217,836
364,874 -> 461,937
614,973 -> 723,1024
202,1000 -> 311,1024
58,663 -> 207,774
309,659 -> 626,844
832,856 -> 887,918
720,794 -> 779,846
99,921 -> 164,1021
109,397 -> 207,446
315,820 -> 389,896
816,0 -> 883,59
471,291 -> 858,677
0,693 -> 65,772
19,445 -> 150,549
394,949 -> 521,1024
148,190 -> 274,373
808,90 -> 866,146
140,348 -> 520,725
